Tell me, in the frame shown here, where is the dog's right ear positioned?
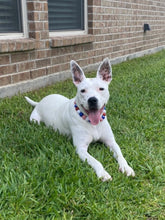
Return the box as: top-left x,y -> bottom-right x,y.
70,60 -> 85,85
97,58 -> 112,84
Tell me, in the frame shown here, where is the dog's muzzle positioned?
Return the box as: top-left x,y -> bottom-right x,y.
88,97 -> 98,110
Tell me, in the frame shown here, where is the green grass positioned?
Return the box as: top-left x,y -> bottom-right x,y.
0,50 -> 165,219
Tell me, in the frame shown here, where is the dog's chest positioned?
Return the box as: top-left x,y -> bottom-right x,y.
90,125 -> 103,142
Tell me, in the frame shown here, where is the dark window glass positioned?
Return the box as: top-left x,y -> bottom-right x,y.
48,0 -> 84,31
0,0 -> 22,33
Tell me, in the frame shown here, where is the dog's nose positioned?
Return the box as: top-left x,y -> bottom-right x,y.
88,97 -> 98,110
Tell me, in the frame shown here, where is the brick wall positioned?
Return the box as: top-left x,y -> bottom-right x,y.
0,0 -> 165,97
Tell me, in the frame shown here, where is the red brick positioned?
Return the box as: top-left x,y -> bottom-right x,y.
29,21 -> 44,31
40,31 -> 49,40
27,2 -> 35,11
30,68 -> 47,79
0,41 -> 8,53
17,61 -> 35,72
0,65 -> 17,76
34,2 -> 42,11
43,22 -> 49,30
12,71 -> 31,83
36,58 -> 51,68
15,42 -> 23,51
34,50 -> 46,59
0,55 -> 10,65
11,53 -> 29,63
39,12 -> 48,21
43,2 -> 48,11
0,75 -> 11,86
28,11 -> 40,22
29,31 -> 40,40
47,65 -> 61,75
8,41 -> 16,52
35,41 -> 43,49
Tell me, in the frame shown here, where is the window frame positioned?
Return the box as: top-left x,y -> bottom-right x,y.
0,0 -> 28,39
49,0 -> 88,37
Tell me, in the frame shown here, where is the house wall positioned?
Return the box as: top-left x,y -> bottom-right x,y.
0,0 -> 165,97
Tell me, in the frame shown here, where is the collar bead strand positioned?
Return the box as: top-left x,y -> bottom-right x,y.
74,101 -> 106,123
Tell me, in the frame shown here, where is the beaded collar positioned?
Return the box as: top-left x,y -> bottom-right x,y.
74,101 -> 106,123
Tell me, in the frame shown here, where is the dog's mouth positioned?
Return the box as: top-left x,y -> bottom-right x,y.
82,105 -> 105,125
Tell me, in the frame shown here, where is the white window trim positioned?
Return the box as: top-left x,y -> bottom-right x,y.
0,0 -> 28,39
49,0 -> 88,37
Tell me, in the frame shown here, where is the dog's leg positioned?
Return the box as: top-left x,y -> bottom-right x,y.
73,136 -> 112,181
101,124 -> 135,177
30,108 -> 41,125
108,140 -> 135,177
77,147 -> 112,181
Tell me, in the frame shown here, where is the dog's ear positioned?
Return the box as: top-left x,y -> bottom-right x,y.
97,58 -> 112,84
70,60 -> 85,85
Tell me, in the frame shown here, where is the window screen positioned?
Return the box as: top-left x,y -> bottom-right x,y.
0,0 -> 22,33
48,0 -> 84,31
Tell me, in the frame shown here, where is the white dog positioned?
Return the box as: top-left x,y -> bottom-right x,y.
25,58 -> 135,181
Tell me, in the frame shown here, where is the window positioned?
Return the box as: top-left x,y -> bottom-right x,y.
0,0 -> 28,39
48,0 -> 87,36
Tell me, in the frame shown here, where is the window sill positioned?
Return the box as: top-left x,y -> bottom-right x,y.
50,34 -> 94,48
0,38 -> 35,53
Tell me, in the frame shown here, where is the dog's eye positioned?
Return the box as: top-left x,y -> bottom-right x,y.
81,89 -> 86,93
99,88 -> 104,91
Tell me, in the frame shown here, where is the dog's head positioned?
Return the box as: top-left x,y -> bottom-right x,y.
70,58 -> 112,125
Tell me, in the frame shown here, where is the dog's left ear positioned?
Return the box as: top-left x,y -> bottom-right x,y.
97,58 -> 112,84
70,60 -> 86,86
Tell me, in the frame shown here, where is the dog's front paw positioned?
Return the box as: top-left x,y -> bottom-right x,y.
118,158 -> 135,177
97,170 -> 112,182
119,164 -> 135,177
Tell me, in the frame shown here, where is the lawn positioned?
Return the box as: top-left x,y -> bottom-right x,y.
0,50 -> 165,220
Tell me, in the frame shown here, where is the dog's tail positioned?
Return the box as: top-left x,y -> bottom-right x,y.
25,96 -> 38,107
